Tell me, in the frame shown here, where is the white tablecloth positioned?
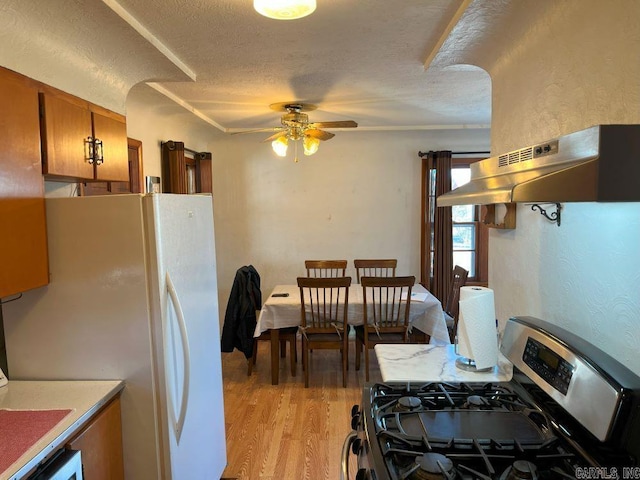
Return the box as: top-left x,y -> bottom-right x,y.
255,283 -> 450,344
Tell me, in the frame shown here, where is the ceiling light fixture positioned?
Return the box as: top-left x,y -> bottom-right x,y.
303,135 -> 320,156
271,136 -> 289,157
271,134 -> 320,162
253,0 -> 316,20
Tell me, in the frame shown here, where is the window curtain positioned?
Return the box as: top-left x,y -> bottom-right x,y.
421,151 -> 453,303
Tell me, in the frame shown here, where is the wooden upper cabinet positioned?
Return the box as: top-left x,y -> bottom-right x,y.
40,92 -> 94,180
0,67 -> 49,298
40,90 -> 129,182
92,112 -> 128,181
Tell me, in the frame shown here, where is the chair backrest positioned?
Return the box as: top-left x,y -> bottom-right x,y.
305,260 -> 347,278
361,276 -> 415,329
297,276 -> 351,331
443,265 -> 469,340
354,259 -> 397,283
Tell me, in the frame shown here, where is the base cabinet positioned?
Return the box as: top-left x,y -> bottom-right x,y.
66,396 -> 125,480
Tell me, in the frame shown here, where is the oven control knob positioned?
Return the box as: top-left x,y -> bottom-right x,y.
355,468 -> 368,480
351,437 -> 362,455
351,404 -> 360,417
351,413 -> 361,430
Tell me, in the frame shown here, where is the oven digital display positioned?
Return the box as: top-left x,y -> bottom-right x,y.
537,347 -> 560,372
524,337 -> 573,395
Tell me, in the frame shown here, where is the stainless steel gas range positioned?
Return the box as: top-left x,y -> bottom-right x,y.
342,316 -> 640,480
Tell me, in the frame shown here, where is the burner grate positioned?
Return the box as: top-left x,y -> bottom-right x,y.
381,436 -> 577,480
370,383 -> 581,479
372,382 -> 531,413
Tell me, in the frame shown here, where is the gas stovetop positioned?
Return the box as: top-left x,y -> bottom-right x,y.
363,381 -> 580,480
348,317 -> 640,480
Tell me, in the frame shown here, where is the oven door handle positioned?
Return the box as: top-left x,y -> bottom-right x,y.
340,430 -> 358,480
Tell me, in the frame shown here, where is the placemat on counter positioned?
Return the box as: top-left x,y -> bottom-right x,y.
0,408 -> 73,474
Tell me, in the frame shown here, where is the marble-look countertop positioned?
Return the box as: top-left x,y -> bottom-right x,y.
0,380 -> 124,480
375,344 -> 513,383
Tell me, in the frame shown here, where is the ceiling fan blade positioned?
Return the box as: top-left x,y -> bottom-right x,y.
230,127 -> 284,135
308,120 -> 358,129
262,130 -> 289,143
305,129 -> 335,141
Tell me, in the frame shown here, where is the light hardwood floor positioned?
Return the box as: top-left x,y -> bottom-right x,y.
221,337 -> 383,480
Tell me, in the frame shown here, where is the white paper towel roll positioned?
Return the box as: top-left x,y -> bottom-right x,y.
456,286 -> 498,370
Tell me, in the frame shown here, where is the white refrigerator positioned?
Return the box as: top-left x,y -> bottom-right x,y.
3,194 -> 227,479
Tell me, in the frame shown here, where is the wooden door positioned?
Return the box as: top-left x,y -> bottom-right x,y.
92,112 -> 129,182
40,92 -> 94,180
0,67 -> 49,298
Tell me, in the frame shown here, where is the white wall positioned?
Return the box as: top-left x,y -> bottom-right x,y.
125,84 -> 223,179
487,1 -> 640,375
208,129 -> 489,314
124,84 -> 490,324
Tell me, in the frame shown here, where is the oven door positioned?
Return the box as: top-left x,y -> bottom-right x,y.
28,450 -> 83,480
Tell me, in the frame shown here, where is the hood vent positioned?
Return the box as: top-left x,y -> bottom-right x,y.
437,124 -> 640,206
499,147 -> 534,167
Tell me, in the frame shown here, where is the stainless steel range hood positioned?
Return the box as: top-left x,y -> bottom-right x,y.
437,124 -> 640,206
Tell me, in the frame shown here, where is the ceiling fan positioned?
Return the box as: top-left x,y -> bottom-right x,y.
235,102 -> 358,161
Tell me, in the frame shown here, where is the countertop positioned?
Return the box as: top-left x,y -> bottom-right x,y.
0,380 -> 124,480
374,344 -> 513,383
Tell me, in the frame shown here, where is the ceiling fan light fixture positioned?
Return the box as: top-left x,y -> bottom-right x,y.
272,136 -> 289,157
303,135 -> 320,156
253,0 -> 316,20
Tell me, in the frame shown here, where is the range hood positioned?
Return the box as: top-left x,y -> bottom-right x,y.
437,124 -> 640,206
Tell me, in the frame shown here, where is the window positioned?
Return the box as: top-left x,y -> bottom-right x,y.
424,158 -> 488,284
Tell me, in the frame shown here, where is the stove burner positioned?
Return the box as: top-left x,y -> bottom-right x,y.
462,394 -> 488,408
410,452 -> 453,480
396,396 -> 422,411
500,460 -> 538,480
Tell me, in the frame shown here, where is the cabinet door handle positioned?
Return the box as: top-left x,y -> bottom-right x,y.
85,136 -> 95,164
94,138 -> 104,165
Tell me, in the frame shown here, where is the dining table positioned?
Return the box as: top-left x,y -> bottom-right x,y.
255,282 -> 449,385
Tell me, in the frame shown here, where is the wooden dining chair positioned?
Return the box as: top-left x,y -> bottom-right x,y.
443,265 -> 469,343
353,259 -> 397,283
297,276 -> 351,388
355,275 -> 415,381
305,260 -> 347,278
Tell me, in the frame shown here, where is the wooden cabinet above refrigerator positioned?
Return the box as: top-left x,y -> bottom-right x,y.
40,89 -> 129,183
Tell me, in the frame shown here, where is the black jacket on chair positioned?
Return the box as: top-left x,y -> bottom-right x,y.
221,265 -> 262,359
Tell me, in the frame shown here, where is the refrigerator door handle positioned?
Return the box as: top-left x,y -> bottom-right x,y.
166,271 -> 191,443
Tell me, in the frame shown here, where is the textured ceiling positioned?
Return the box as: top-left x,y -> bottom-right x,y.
1,0 -> 499,133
